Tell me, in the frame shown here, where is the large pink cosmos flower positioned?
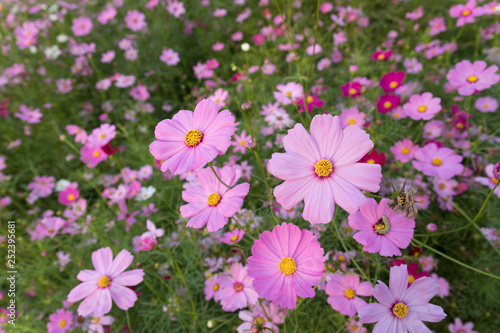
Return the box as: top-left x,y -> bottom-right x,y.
247,222 -> 326,309
325,274 -> 372,317
446,60 -> 500,96
358,264 -> 446,333
412,143 -> 464,180
180,166 -> 250,232
268,114 -> 382,224
150,98 -> 236,174
218,263 -> 258,312
348,198 -> 415,257
67,247 -> 144,317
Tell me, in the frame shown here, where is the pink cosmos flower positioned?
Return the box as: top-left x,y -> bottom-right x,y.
475,96 -> 498,112
208,88 -> 229,107
218,263 -> 258,312
412,143 -> 464,180
56,79 -> 72,94
446,60 -> 500,96
349,198 -> 415,257
204,274 -> 222,301
180,166 -> 250,232
377,95 -> 401,113
296,94 -> 326,113
449,0 -> 479,27
129,85 -> 150,101
380,71 -> 405,92
325,274 -> 372,317
149,98 -> 236,174
268,114 -> 382,224
80,145 -> 107,168
341,81 -> 363,97
236,301 -> 284,333
430,273 -> 450,298
474,164 -> 500,198
358,264 -> 446,332
159,48 -> 180,66
67,247 -> 144,317
125,10 -> 147,31
403,92 -> 442,120
28,175 -> 55,197
247,222 -> 326,309
98,7 -> 117,24
390,139 -> 418,163
86,315 -> 115,333
47,309 -> 73,333
101,50 -> 115,63
14,105 -> 43,124
72,17 -> 93,36
372,50 -> 392,61
429,17 -> 446,35
58,187 -> 79,206
14,22 -> 39,49
339,107 -> 366,128
273,82 -> 303,105
231,130 -> 252,154
219,229 -> 245,245
449,318 -> 478,333
87,124 -> 116,147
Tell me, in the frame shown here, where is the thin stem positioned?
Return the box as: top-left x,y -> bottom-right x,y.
208,162 -> 233,189
126,310 -> 134,333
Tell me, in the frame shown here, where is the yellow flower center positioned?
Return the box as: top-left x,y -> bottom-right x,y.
456,123 -> 464,129
338,255 -> 346,262
286,91 -> 292,97
49,228 -> 55,233
417,105 -> 427,112
59,320 -> 67,328
374,216 -> 390,234
230,235 -> 239,242
93,150 -> 101,158
344,288 -> 356,299
239,140 -> 245,146
213,283 -> 219,291
99,134 -> 106,140
392,302 -> 409,319
377,54 -> 385,60
185,130 -> 203,147
68,194 -> 75,201
207,193 -> 221,206
491,177 -> 498,185
389,81 -> 398,89
235,283 -> 243,291
408,275 -> 415,284
279,257 -> 297,275
314,159 -> 333,177
347,118 -> 356,125
306,96 -> 314,103
255,317 -> 264,324
439,183 -> 446,189
432,158 -> 443,166
367,159 -> 375,164
215,98 -> 220,103
98,276 -> 111,288
467,75 -> 478,83
462,9 -> 471,16
483,104 -> 489,108
349,88 -> 357,96
93,317 -> 100,323
401,147 -> 410,155
383,101 -> 392,109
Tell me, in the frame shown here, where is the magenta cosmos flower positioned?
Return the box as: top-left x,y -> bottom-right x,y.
358,264 -> 446,332
348,198 -> 415,257
446,60 -> 500,96
150,98 -> 236,174
380,71 -> 405,92
218,263 -> 258,312
180,166 -> 249,232
268,114 -> 382,224
377,94 -> 401,113
412,143 -> 464,180
325,274 -> 372,317
67,247 -> 144,317
403,92 -> 442,121
247,223 -> 326,309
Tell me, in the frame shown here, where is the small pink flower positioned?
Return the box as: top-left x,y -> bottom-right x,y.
412,143 -> 464,180
218,263 -> 258,312
377,94 -> 401,113
47,309 -> 72,333
325,274 -> 372,317
339,107 -> 366,128
449,0 -> 479,27
449,317 -> 478,333
58,187 -> 79,206
390,139 -> 418,163
67,247 -> 144,317
80,145 -> 107,168
159,48 -> 180,66
125,10 -> 147,31
403,92 -> 442,120
101,50 -> 115,63
474,96 -> 498,112
349,198 -> 415,257
380,71 -> 405,92
219,229 -> 245,244
231,130 -> 252,154
371,50 -> 392,61
87,124 -> 116,147
429,17 -> 446,35
72,17 -> 93,36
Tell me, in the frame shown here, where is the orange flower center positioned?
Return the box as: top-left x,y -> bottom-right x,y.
348,88 -> 357,96
213,283 -> 219,291
230,235 -> 239,242
408,275 -> 415,284
59,320 -> 67,328
306,96 -> 314,103
347,118 -> 356,125
377,54 -> 385,60
235,283 -> 243,291
68,194 -> 75,201
93,150 -> 101,158
462,9 -> 471,16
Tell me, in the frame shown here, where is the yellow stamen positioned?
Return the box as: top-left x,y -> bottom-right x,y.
377,54 -> 385,60
99,134 -> 105,140
456,123 -> 464,129
255,317 -> 264,324
408,275 -> 415,284
59,320 -> 67,328
279,257 -> 297,275
349,88 -> 357,96
286,91 -> 292,97
432,158 -> 443,166
68,194 -> 75,201
306,96 -> 314,103
347,118 -> 356,125
314,159 -> 333,177
383,101 -> 392,109
338,255 -> 346,262
401,147 -> 410,155
93,150 -> 101,158
467,75 -> 478,83
207,193 -> 221,206
230,235 -> 239,242
185,130 -> 203,147
239,140 -> 245,146
234,283 -> 243,291
98,276 -> 111,288
389,81 -> 398,89
213,283 -> 219,291
367,159 -> 375,164
344,288 -> 356,299
392,302 -> 409,318
491,177 -> 499,185
461,9 -> 471,16
417,105 -> 427,113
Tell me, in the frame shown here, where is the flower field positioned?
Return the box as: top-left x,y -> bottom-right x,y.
1,0 -> 500,332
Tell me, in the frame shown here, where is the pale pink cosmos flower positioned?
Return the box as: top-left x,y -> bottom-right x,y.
28,175 -> 55,197
204,274 -> 222,301
358,264 -> 446,332
449,0 -> 479,27
449,318 -> 478,333
47,309 -> 73,333
429,17 -> 446,35
98,7 -> 117,24
159,48 -> 180,66
474,164 -> 500,198
180,166 -> 249,232
474,96 -> 498,112
349,198 -> 415,257
150,98 -> 236,174
101,50 -> 115,63
80,145 -> 107,168
231,130 -> 252,154
125,10 -> 147,31
339,107 -> 366,128
66,125 -> 88,144
129,85 -> 150,101
247,223 -> 326,309
87,124 -> 116,147
67,247 -> 144,317
208,88 -> 229,107
403,92 -> 442,121
412,143 -> 464,180
268,114 -> 382,224
72,17 -> 93,36
56,79 -> 72,94
218,263 -> 258,312
219,229 -> 245,244
14,105 -> 43,124
325,274 -> 372,317
390,139 -> 418,163
273,82 -> 303,105
430,273 -> 450,298
446,60 -> 500,96
86,315 -> 115,333
167,1 -> 186,17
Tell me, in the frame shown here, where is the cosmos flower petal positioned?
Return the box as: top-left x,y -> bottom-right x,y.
92,247 -> 113,275
109,284 -> 138,311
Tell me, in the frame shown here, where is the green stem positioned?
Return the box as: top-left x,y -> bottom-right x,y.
208,162 -> 233,189
126,310 -> 134,332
